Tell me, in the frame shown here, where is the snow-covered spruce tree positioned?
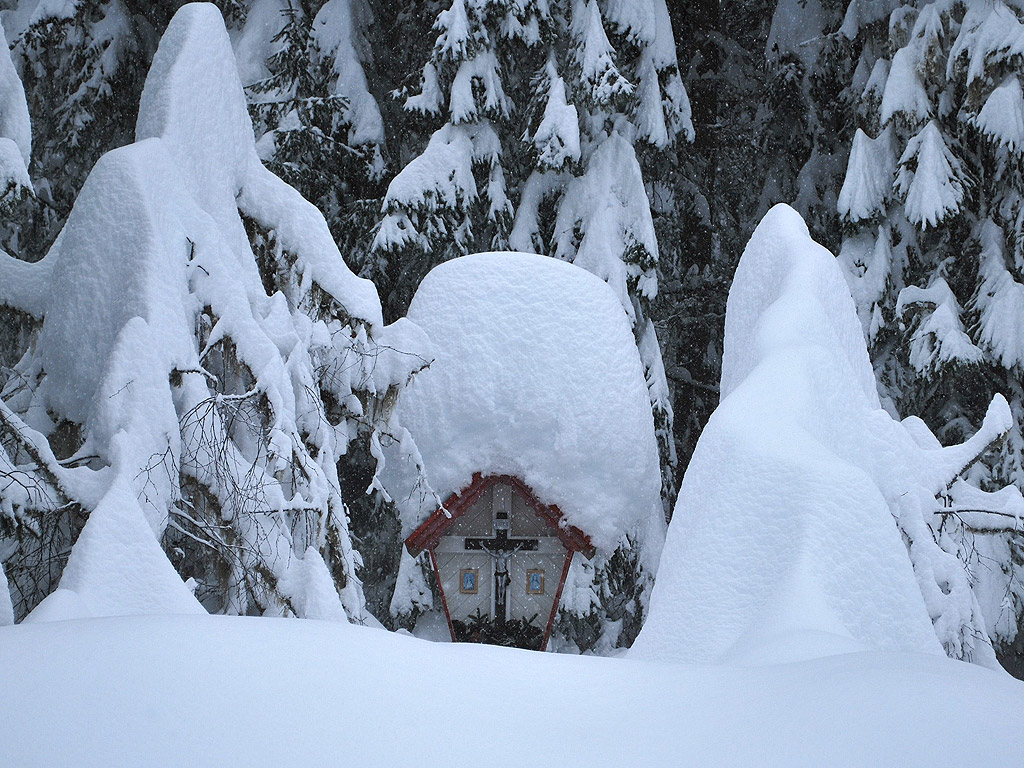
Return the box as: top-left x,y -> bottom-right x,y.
0,3 -> 427,622
243,0 -> 386,252
369,0 -> 527,317
234,0 -> 413,620
632,203 -> 1021,670
836,0 -> 1024,671
510,0 -> 694,652
510,0 -> 693,524
379,0 -> 694,652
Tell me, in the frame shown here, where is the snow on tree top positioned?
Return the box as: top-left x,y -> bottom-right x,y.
837,127 -> 896,223
632,205 -> 1012,666
394,252 -> 663,556
136,2 -> 384,329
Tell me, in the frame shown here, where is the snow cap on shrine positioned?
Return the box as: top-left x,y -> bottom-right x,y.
395,252 -> 665,559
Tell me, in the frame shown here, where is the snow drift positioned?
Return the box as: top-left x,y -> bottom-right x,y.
2,613 -> 1023,768
632,204 -> 1016,666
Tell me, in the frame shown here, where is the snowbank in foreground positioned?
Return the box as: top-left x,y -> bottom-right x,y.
633,204 -> 1014,666
390,252 -> 663,558
0,614 -> 1021,768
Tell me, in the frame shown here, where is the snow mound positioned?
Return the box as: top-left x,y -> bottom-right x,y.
1,614 -> 1023,768
632,204 -> 1004,666
390,252 -> 663,558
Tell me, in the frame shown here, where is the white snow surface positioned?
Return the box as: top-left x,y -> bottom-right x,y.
631,205 -> 996,665
389,252 -> 663,558
1,614 -> 1022,767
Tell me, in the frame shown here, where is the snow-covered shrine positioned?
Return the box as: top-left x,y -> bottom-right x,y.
389,252 -> 665,651
405,474 -> 595,650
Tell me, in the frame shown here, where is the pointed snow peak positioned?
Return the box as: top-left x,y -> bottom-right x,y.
533,62 -> 580,169
436,0 -> 473,61
719,204 -> 880,404
136,3 -> 256,210
575,0 -> 633,106
895,121 -> 966,229
838,127 -> 897,222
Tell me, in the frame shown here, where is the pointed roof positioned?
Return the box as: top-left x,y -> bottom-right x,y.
405,473 -> 595,558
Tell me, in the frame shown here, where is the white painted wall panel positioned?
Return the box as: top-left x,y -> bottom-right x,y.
509,552 -> 566,627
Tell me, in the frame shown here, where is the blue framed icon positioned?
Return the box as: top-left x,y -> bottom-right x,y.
527,569 -> 545,595
460,568 -> 478,594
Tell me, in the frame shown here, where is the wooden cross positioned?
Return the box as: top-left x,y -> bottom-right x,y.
464,527 -> 539,621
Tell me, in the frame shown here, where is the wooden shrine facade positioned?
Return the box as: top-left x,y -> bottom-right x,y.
406,474 -> 595,651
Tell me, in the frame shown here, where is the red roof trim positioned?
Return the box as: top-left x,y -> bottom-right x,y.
429,549 -> 457,643
405,473 -> 596,559
542,549 -> 575,651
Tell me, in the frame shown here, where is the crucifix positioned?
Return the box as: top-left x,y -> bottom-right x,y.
464,510 -> 538,622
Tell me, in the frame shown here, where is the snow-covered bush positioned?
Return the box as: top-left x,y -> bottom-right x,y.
0,3 -> 427,622
633,205 -> 1022,667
